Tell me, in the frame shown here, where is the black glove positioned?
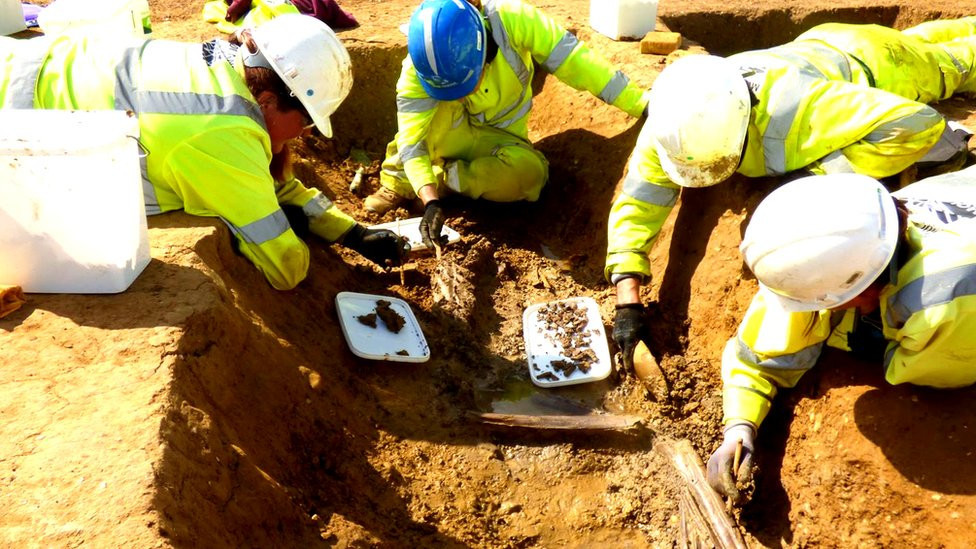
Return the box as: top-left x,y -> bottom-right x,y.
419,200 -> 447,251
342,224 -> 409,267
612,303 -> 646,371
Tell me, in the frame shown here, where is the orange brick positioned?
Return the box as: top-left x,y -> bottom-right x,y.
640,31 -> 682,55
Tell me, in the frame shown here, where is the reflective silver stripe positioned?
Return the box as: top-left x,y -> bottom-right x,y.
819,150 -> 856,174
400,140 -> 429,163
445,160 -> 462,192
747,69 -> 810,175
382,166 -> 407,179
397,95 -> 439,113
598,71 -> 629,105
736,336 -> 824,371
114,45 -> 264,126
222,208 -> 290,245
942,45 -> 967,74
919,120 -> 969,163
884,263 -> 976,329
776,52 -> 826,79
864,108 -> 943,143
491,98 -> 532,129
114,44 -> 266,190
469,111 -> 487,125
792,42 -> 851,81
621,168 -> 679,207
484,1 -> 533,127
541,31 -> 578,73
3,39 -> 48,108
141,153 -> 161,214
485,3 -> 529,86
301,191 -> 334,219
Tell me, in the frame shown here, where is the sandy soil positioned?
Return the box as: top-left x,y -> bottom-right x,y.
3,0 -> 976,547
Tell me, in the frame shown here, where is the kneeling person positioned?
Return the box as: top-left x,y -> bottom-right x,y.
709,171 -> 976,502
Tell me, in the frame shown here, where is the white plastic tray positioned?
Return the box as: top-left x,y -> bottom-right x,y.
368,217 -> 461,252
335,292 -> 430,362
522,297 -> 613,387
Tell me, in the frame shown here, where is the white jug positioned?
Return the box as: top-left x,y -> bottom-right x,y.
0,110 -> 151,294
590,0 -> 658,40
0,0 -> 26,36
38,0 -> 151,37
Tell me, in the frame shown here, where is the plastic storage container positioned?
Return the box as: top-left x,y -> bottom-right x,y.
0,110 -> 151,293
590,0 -> 658,40
522,297 -> 613,388
38,0 -> 151,37
0,0 -> 26,36
335,292 -> 430,362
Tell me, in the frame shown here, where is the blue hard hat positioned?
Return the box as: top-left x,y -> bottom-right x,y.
407,0 -> 487,101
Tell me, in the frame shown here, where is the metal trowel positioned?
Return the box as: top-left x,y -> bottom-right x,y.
633,340 -> 669,401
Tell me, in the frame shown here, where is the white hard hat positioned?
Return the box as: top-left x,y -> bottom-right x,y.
646,55 -> 751,188
251,14 -> 353,137
740,173 -> 900,312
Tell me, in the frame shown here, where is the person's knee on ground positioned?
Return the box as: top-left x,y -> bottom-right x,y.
445,146 -> 549,202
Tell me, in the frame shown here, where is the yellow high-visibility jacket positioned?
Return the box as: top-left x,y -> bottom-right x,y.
722,174 -> 976,429
605,22 -> 976,281
394,0 -> 648,194
202,0 -> 299,34
0,35 -> 355,290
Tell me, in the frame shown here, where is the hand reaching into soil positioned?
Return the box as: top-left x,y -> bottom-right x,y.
419,200 -> 448,251
342,224 -> 410,267
612,303 -> 646,372
706,422 -> 757,505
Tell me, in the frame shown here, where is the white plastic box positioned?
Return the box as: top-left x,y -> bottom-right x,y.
522,297 -> 613,388
38,0 -> 151,37
590,0 -> 658,40
0,110 -> 151,293
0,0 -> 26,36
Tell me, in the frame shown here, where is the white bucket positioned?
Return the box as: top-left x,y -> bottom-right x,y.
0,0 -> 26,36
0,110 -> 151,294
590,0 -> 658,40
38,0 -> 151,37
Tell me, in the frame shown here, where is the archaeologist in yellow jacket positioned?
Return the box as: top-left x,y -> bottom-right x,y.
609,18 -> 976,369
707,170 -> 976,503
364,0 -> 648,249
0,14 -> 407,290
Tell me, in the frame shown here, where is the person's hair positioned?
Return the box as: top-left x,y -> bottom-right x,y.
238,30 -> 306,114
465,0 -> 482,9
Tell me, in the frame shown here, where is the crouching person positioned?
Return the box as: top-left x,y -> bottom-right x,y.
0,14 -> 407,290
365,0 -> 648,249
709,171 -> 976,503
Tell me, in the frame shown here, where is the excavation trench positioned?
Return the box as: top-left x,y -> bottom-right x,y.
5,1 -> 976,547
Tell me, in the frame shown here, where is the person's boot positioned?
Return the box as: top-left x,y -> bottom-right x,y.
364,186 -> 408,214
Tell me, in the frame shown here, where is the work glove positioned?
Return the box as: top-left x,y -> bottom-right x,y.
342,224 -> 410,268
225,0 -> 252,21
612,303 -> 646,372
419,199 -> 448,251
706,422 -> 757,505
